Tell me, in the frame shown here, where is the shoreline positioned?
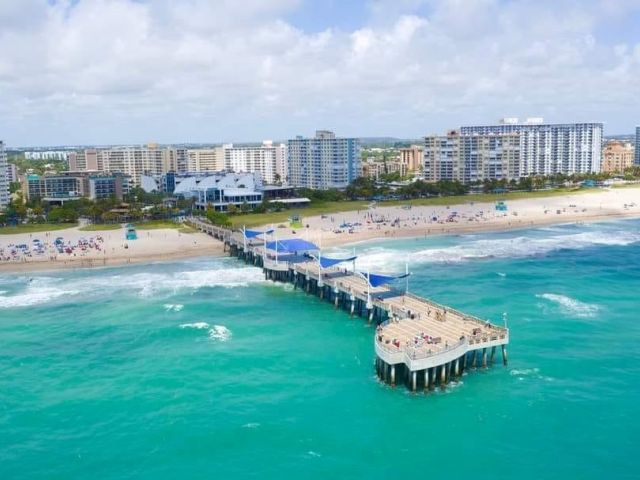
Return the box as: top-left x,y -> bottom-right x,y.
2,187 -> 640,274
326,210 -> 640,248
0,245 -> 223,274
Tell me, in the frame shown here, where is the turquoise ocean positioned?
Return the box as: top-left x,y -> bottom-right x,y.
1,219 -> 640,479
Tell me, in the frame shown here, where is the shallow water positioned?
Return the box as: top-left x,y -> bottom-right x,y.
1,219 -> 639,479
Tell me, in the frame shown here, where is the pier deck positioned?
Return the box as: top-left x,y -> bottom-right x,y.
188,218 -> 509,392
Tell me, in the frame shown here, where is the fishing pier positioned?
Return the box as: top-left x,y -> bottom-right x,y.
189,218 -> 509,393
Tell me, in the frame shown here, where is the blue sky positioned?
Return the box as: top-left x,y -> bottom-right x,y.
0,0 -> 639,146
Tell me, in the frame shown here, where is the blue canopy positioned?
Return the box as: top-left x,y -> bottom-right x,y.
244,229 -> 274,239
319,256 -> 357,269
361,272 -> 410,287
266,238 -> 319,253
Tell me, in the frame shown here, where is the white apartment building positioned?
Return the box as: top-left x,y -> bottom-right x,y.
288,131 -> 360,189
6,162 -> 19,183
223,141 -> 287,185
187,148 -> 224,172
68,145 -> 187,186
0,141 -> 9,209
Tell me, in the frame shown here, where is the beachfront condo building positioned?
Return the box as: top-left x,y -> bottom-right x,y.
634,127 -> 640,165
287,130 -> 360,189
187,148 -> 224,173
223,141 -> 287,185
459,118 -> 603,176
68,145 -> 182,186
6,163 -> 19,183
424,130 -> 521,183
399,146 -> 423,173
602,141 -> 635,174
0,141 -> 9,209
24,171 -> 130,202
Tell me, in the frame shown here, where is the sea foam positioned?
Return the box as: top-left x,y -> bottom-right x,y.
209,325 -> 232,341
0,265 -> 264,308
354,225 -> 640,271
537,293 -> 600,318
179,322 -> 209,329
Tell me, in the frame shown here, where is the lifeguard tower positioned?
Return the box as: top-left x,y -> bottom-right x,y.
125,224 -> 138,240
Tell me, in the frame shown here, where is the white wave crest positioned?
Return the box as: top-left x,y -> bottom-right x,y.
356,226 -> 640,270
242,423 -> 260,429
0,264 -> 264,308
164,304 -> 184,312
537,293 -> 600,318
179,322 -> 209,329
0,287 -> 81,308
209,325 -> 232,341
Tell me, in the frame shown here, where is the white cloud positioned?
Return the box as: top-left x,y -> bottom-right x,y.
0,0 -> 638,145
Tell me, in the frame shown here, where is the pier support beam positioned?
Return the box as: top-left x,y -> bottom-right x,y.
470,350 -> 477,369
490,346 -> 496,364
440,364 -> 447,387
454,357 -> 460,377
368,309 -> 374,323
350,298 -> 355,318
502,345 -> 508,366
411,371 -> 417,392
390,365 -> 396,387
424,369 -> 429,392
482,348 -> 487,368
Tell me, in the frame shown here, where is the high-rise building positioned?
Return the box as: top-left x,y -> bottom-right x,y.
0,141 -> 9,209
399,146 -> 423,173
187,148 -> 224,172
69,145 -> 181,186
424,130 -> 521,183
602,141 -> 634,174
287,130 -> 360,189
459,118 -> 603,175
634,127 -> 640,165
223,141 -> 287,184
6,162 -> 19,183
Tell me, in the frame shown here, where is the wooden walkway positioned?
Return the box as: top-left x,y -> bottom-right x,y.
188,217 -> 509,392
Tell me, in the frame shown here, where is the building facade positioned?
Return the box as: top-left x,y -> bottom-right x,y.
602,141 -> 635,174
69,145 -> 186,185
187,148 -> 224,173
287,131 -> 360,189
459,119 -> 603,176
25,171 -> 130,201
399,146 -> 423,173
0,141 -> 9,209
424,130 -> 521,183
634,127 -> 640,165
6,162 -> 19,183
223,141 -> 287,184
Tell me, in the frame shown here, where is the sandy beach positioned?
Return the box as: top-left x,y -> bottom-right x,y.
0,226 -> 223,273
1,187 -> 639,273
295,187 -> 640,248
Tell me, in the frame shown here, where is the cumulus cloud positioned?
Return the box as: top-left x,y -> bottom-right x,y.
0,0 -> 638,145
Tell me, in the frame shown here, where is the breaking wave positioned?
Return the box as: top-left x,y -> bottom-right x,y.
179,322 -> 209,329
354,225 -> 640,270
209,325 -> 232,341
0,264 -> 265,308
164,304 -> 184,312
537,293 -> 600,318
